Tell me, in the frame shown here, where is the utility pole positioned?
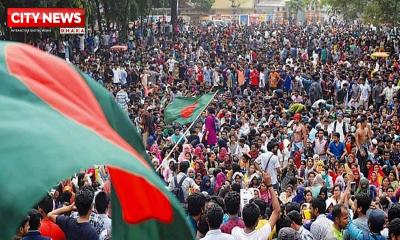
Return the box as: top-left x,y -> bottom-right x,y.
170,0 -> 178,40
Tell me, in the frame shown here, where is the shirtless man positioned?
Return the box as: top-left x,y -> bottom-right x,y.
291,113 -> 308,156
355,115 -> 373,176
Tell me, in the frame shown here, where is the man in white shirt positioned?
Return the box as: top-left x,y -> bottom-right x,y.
235,138 -> 250,158
115,86 -> 129,112
359,79 -> 371,109
254,141 -> 281,189
328,112 -> 348,142
112,64 -> 120,84
119,66 -> 127,86
232,173 -> 280,240
259,70 -> 266,89
380,81 -> 400,106
95,192 -> 111,239
167,57 -> 178,73
201,204 -> 233,240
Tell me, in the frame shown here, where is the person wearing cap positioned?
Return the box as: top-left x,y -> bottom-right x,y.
346,208 -> 387,240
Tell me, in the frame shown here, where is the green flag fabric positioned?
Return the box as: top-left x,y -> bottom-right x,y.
0,41 -> 193,239
164,93 -> 215,124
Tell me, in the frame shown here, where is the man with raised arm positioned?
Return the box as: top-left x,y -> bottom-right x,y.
231,172 -> 280,240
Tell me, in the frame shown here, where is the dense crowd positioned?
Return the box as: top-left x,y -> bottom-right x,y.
14,19 -> 400,240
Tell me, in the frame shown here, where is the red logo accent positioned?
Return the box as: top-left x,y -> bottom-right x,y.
7,8 -> 85,28
180,102 -> 198,119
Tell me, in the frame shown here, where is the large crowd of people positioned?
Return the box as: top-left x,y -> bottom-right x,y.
14,19 -> 400,240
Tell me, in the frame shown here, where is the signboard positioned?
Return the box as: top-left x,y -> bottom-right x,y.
249,15 -> 260,25
240,188 -> 260,211
239,15 -> 249,26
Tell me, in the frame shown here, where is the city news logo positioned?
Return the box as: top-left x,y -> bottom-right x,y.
7,8 -> 85,34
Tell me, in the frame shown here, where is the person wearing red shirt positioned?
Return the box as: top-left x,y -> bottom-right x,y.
250,66 -> 259,90
197,64 -> 204,84
38,194 -> 66,240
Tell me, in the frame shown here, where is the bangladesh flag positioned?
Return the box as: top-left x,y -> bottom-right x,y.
0,42 -> 193,239
164,93 -> 215,124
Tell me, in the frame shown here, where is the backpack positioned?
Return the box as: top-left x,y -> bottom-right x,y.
172,176 -> 187,203
333,121 -> 347,136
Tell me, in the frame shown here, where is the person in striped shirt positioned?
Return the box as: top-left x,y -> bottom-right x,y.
115,85 -> 129,112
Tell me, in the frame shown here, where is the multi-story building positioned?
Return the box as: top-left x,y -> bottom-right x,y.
210,0 -> 324,24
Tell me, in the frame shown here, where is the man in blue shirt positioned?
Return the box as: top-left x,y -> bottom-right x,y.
22,209 -> 51,240
346,209 -> 387,240
327,132 -> 346,161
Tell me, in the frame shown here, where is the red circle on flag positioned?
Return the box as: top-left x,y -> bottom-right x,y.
180,102 -> 198,119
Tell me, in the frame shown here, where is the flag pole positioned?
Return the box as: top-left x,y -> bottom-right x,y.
156,91 -> 218,172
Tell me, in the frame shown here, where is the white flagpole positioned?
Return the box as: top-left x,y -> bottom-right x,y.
155,91 -> 218,172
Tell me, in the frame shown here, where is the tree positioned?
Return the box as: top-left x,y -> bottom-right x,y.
286,0 -> 306,23
305,0 -> 319,11
362,0 -> 399,25
229,0 -> 244,15
170,0 -> 177,39
192,0 -> 215,11
322,0 -> 366,20
304,0 -> 320,22
322,0 -> 399,24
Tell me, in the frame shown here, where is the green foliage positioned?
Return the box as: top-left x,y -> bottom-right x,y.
192,0 -> 215,11
286,0 -> 306,21
323,0 -> 400,24
304,0 -> 320,10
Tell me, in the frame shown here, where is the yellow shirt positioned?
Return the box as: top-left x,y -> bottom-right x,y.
256,219 -> 275,240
